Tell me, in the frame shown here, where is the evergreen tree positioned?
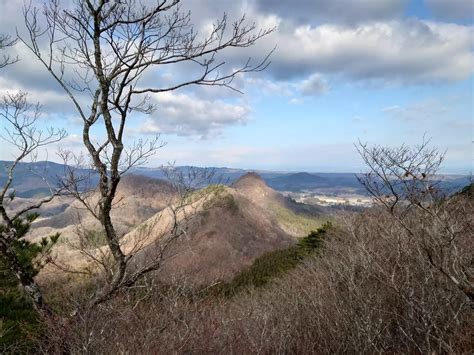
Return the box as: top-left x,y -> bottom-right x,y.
0,213 -> 59,351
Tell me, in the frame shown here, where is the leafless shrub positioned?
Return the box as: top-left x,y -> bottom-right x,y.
356,139 -> 473,304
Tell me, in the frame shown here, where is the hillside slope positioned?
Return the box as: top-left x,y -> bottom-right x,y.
32,174 -> 322,285
122,174 -> 323,285
130,184 -> 295,285
232,172 -> 324,236
27,175 -> 177,242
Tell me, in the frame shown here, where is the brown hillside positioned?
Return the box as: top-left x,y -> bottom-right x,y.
41,184 -> 295,285
34,175 -> 322,283
137,186 -> 295,285
28,175 -> 177,241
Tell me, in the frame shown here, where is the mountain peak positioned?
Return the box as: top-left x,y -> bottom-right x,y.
232,172 -> 267,189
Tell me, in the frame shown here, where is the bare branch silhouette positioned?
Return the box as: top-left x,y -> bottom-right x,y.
19,0 -> 273,308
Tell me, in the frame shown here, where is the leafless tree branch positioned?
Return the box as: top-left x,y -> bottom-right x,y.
19,0 -> 273,309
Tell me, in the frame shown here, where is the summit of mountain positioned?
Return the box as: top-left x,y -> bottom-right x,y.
231,172 -> 277,204
232,172 -> 268,188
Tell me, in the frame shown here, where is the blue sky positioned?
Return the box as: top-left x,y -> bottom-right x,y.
0,0 -> 472,174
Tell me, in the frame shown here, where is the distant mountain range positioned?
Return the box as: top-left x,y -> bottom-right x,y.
129,167 -> 472,195
130,167 -> 367,193
265,172 -> 361,192
0,160 -> 97,198
1,160 -> 471,197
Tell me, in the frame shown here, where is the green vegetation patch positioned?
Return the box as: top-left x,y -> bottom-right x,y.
270,203 -> 324,236
187,184 -> 227,205
0,213 -> 59,351
0,264 -> 39,352
200,185 -> 239,212
208,222 -> 331,298
211,193 -> 239,213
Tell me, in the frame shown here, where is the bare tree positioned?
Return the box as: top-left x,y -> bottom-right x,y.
0,34 -> 17,68
0,92 -> 67,316
52,165 -> 220,311
356,139 -> 473,305
19,0 -> 273,307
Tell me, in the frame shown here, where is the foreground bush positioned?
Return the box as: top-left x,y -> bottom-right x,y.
225,202 -> 472,353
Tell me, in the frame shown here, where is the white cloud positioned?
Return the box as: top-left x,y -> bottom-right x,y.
299,74 -> 328,96
244,76 -> 293,97
241,19 -> 473,85
381,105 -> 402,113
138,92 -> 250,139
288,98 -> 304,105
147,142 -> 363,172
382,100 -> 450,122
